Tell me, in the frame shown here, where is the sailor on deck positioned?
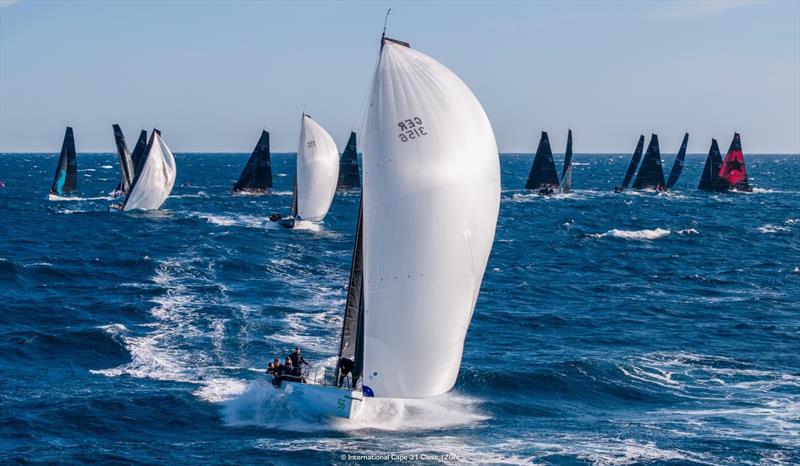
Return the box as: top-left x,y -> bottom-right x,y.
288,347 -> 310,369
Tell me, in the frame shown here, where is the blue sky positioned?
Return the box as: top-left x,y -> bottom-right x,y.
1,0 -> 798,153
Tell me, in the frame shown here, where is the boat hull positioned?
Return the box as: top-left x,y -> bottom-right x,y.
281,382 -> 363,419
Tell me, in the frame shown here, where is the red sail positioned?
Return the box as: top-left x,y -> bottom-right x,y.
718,133 -> 748,187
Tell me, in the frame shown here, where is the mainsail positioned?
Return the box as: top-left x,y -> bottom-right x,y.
716,133 -> 752,192
665,132 -> 689,190
50,126 -> 77,196
632,134 -> 666,189
698,139 -> 723,191
337,132 -> 361,190
361,37 -> 500,398
122,130 -> 176,211
112,124 -> 135,195
232,130 -> 273,193
560,129 -> 574,193
295,114 -> 339,221
525,131 -> 560,190
130,130 -> 148,178
336,201 -> 364,388
619,135 -> 645,190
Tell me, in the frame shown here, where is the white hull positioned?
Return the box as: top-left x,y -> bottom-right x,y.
281,382 -> 363,419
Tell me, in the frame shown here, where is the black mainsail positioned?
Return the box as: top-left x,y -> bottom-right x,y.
50,126 -> 77,196
336,132 -> 361,190
525,131 -> 560,190
335,201 -> 364,388
632,134 -> 666,190
232,130 -> 273,193
665,132 -> 689,190
560,129 -> 574,193
130,130 -> 148,178
112,124 -> 135,195
617,135 -> 645,191
698,139 -> 724,191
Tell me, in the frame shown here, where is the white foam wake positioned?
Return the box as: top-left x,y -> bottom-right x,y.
589,228 -> 671,240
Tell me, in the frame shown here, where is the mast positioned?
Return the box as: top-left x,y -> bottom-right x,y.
619,135 -> 645,190
560,129 -> 573,193
335,200 -> 364,388
632,134 -> 665,189
50,126 -> 77,196
525,131 -> 560,190
665,132 -> 689,190
698,139 -> 723,191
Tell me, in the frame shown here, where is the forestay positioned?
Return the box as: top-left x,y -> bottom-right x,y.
362,38 -> 500,398
122,130 -> 176,211
296,114 -> 339,221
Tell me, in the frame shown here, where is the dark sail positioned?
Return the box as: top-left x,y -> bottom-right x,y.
335,201 -> 364,388
619,135 -> 645,190
560,129 -> 573,193
130,130 -> 148,178
698,139 -> 723,191
50,126 -> 77,196
632,134 -> 666,189
336,132 -> 360,190
232,130 -> 273,193
525,131 -> 560,189
716,133 -> 752,192
112,124 -> 135,195
665,132 -> 689,190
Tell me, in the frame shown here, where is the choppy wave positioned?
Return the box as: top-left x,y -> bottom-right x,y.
758,224 -> 791,234
589,228 -> 671,240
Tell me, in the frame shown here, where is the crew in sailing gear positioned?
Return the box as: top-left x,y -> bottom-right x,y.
269,213 -> 282,222
288,347 -> 309,369
613,185 -> 623,193
337,357 -> 355,387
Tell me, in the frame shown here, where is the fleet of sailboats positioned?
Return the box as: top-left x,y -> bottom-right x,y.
615,133 -> 690,192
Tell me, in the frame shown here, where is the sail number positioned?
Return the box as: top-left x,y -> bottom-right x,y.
338,398 -> 346,410
398,117 -> 427,142
307,139 -> 316,149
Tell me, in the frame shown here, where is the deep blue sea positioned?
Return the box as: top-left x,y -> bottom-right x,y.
1,152 -> 798,465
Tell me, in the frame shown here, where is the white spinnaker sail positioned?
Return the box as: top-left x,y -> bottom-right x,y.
123,131 -> 176,211
296,115 -> 339,221
362,39 -> 501,398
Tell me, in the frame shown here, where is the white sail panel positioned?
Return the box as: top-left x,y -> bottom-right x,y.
296,115 -> 339,222
123,131 -> 176,211
362,39 -> 501,398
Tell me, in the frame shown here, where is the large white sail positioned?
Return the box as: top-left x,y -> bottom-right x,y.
361,38 -> 501,398
122,131 -> 176,211
296,114 -> 339,222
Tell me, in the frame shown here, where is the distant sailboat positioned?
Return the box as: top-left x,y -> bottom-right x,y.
49,126 -> 78,199
714,133 -> 752,192
130,130 -> 148,178
278,33 -> 500,417
632,134 -> 666,190
698,139 -> 724,191
560,129 -> 574,193
112,124 -> 135,196
271,114 -> 339,228
665,132 -> 689,190
614,135 -> 645,192
525,131 -> 560,194
121,130 -> 176,211
232,130 -> 272,194
336,131 -> 361,190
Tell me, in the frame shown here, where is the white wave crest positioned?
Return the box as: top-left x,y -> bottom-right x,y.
758,224 -> 790,234
589,228 -> 671,240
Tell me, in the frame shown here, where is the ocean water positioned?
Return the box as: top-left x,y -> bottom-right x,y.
1,152 -> 798,465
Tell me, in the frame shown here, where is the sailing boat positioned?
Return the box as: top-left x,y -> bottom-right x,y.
614,135 -> 645,192
525,131 -> 560,194
336,131 -> 361,190
270,114 -> 339,228
112,124 -> 135,196
714,133 -> 752,192
698,139 -> 724,191
121,130 -> 176,211
49,126 -> 78,199
632,134 -> 666,190
279,34 -> 500,417
232,130 -> 273,194
664,133 -> 689,190
560,129 -> 574,193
